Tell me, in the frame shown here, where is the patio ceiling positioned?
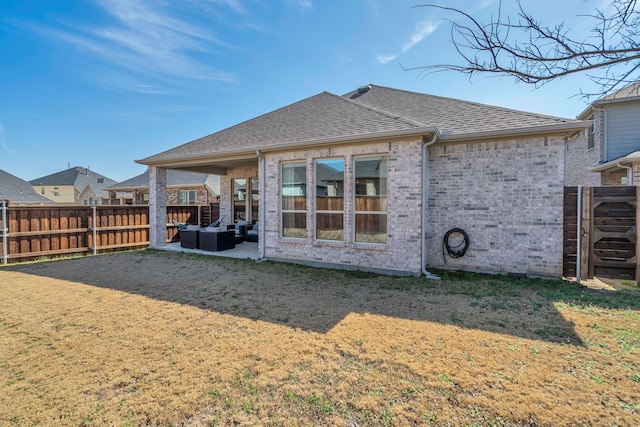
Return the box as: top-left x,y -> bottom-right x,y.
153,154 -> 259,176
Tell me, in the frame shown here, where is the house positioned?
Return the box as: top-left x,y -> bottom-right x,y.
29,166 -> 118,205
106,169 -> 220,205
567,81 -> 640,186
0,169 -> 53,205
137,84 -> 590,278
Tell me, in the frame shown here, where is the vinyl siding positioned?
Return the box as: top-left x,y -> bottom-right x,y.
606,102 -> 640,161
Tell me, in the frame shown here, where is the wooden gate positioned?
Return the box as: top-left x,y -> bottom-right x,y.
564,186 -> 639,282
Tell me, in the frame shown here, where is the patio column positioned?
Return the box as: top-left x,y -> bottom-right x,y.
149,166 -> 167,248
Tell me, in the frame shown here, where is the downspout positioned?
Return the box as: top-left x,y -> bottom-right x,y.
422,133 -> 440,280
256,150 -> 266,260
617,162 -> 633,185
1,200 -> 7,265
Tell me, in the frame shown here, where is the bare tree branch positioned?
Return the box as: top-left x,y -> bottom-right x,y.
408,0 -> 640,98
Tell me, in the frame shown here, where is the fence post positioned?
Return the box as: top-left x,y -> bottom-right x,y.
92,206 -> 97,255
576,186 -> 582,284
1,200 -> 7,265
636,186 -> 640,286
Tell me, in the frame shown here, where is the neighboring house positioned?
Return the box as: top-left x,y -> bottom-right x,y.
0,169 -> 53,205
106,169 -> 220,205
29,166 -> 118,205
137,84 -> 590,278
567,81 -> 640,186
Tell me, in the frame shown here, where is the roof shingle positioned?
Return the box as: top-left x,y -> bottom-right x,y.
138,84 -> 587,165
0,169 -> 53,204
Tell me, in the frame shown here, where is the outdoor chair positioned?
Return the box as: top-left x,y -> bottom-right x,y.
171,218 -> 188,230
245,221 -> 258,242
228,220 -> 249,243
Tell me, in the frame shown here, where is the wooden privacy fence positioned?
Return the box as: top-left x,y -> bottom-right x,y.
0,203 -> 218,264
563,186 -> 638,282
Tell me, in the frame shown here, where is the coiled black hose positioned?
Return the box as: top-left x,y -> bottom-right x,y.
443,228 -> 470,263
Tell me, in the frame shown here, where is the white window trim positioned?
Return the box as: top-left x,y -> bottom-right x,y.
281,161 -> 307,239
314,158 -> 345,242
353,154 -> 388,246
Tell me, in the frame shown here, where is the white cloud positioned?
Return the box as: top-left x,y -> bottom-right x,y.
287,0 -> 312,12
0,123 -> 16,155
18,0 -> 237,91
377,18 -> 439,64
376,53 -> 399,65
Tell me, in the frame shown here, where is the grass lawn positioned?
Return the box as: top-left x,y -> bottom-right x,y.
1,250 -> 639,426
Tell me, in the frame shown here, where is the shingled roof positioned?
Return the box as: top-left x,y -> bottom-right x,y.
577,80 -> 640,119
0,169 -> 53,204
30,166 -> 118,197
138,84 -> 589,166
108,169 -> 220,196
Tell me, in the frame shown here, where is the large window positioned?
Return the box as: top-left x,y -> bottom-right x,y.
232,179 -> 247,221
281,162 -> 307,238
250,178 -> 259,223
354,156 -> 387,244
179,190 -> 197,205
315,158 -> 344,241
588,116 -> 595,150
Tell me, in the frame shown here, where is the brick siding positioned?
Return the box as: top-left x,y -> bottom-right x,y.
565,111 -> 602,186
427,136 -> 566,277
217,135 -> 569,278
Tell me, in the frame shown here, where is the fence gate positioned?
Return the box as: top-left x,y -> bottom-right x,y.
564,186 -> 639,282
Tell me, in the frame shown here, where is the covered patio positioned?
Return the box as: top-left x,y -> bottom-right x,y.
157,240 -> 260,260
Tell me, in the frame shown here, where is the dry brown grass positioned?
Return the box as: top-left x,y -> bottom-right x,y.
1,250 -> 639,426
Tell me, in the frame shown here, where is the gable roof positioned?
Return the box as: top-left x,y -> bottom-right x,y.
29,166 -> 118,197
108,169 -> 219,196
600,81 -> 640,102
138,84 -> 590,167
0,169 -> 53,204
577,81 -> 640,119
343,85 -> 576,136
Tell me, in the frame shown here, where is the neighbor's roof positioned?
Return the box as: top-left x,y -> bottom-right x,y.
600,81 -> 640,102
108,169 -> 218,194
577,81 -> 640,118
0,169 -> 53,204
590,149 -> 640,172
138,84 -> 589,166
30,166 -> 118,197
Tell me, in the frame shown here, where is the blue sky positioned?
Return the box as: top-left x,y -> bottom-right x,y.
0,0 -> 609,182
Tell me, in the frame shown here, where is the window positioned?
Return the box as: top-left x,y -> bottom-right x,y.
250,178 -> 259,223
588,117 -> 595,150
315,158 -> 344,241
53,187 -> 60,196
281,162 -> 307,238
232,179 -> 247,221
179,190 -> 197,205
354,156 -> 387,244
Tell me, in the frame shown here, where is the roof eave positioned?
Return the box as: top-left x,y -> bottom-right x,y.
578,95 -> 640,119
136,126 -> 440,167
438,121 -> 591,142
590,155 -> 640,172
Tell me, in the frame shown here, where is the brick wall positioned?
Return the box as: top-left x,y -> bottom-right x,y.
259,139 -> 424,276
565,111 -> 601,186
601,169 -> 628,186
220,135 -> 568,278
427,135 -> 566,278
166,187 -> 211,205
